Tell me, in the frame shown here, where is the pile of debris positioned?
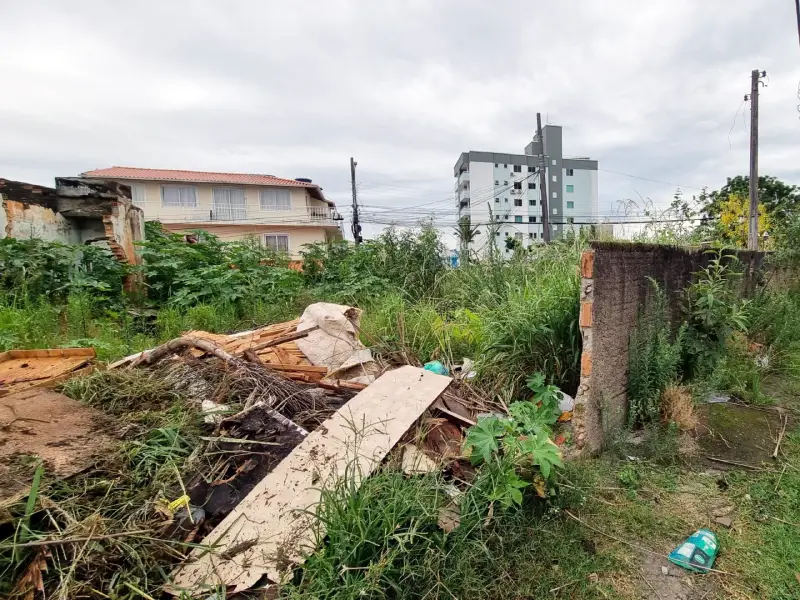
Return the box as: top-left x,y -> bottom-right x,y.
2,302 -> 498,598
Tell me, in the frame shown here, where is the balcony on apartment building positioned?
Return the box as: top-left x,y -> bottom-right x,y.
145,205 -> 339,226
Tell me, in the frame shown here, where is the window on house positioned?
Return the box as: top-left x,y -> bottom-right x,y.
494,163 -> 498,167
567,200 -> 575,209
529,216 -> 536,223
566,185 -> 574,193
552,175 -> 557,183
260,189 -> 291,210
495,215 -> 500,220
513,165 -> 521,173
264,234 -> 289,253
495,197 -> 500,203
212,188 -> 247,220
161,185 -> 197,207
131,184 -> 146,206
504,231 -> 509,236
529,199 -> 536,206
514,198 -> 522,206
504,215 -> 509,220
496,232 -> 500,236
514,182 -> 522,190
515,216 -> 522,223
503,164 -> 507,168
528,182 -> 536,189
566,168 -> 574,176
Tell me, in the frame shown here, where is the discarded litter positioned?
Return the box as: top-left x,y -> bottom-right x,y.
424,360 -> 449,376
668,529 -> 719,573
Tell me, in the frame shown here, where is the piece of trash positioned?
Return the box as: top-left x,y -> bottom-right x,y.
558,391 -> 575,413
423,361 -> 449,376
626,455 -> 642,462
668,529 -> 719,573
587,572 -> 599,583
437,503 -> 460,533
557,411 -> 573,422
168,494 -> 191,513
705,392 -> 731,404
401,444 -> 438,475
713,516 -> 733,528
454,357 -> 476,379
661,565 -> 669,575
201,400 -> 231,425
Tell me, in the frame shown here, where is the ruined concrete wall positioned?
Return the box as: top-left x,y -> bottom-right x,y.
574,242 -> 765,453
1,199 -> 80,244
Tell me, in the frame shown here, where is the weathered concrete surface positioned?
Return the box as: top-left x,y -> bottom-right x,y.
2,199 -> 80,243
574,242 -> 766,453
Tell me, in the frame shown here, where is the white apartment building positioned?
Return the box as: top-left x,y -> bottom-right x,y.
453,124 -> 598,256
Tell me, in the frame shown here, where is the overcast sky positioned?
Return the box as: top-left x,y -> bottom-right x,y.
2,1 -> 799,243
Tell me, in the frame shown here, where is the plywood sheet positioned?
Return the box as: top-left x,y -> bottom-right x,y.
0,348 -> 95,396
0,388 -> 114,504
169,366 -> 451,593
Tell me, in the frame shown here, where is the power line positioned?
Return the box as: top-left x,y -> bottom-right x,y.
598,168 -> 705,191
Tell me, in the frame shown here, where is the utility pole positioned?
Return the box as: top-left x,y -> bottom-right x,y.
747,70 -> 764,251
350,157 -> 362,245
536,113 -> 551,242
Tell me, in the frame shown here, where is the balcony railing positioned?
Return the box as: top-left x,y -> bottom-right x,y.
137,204 -> 338,225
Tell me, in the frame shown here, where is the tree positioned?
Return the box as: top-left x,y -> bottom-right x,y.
454,216 -> 480,264
716,192 -> 771,248
703,175 -> 799,221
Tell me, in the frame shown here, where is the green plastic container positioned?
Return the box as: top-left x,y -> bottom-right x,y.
668,529 -> 719,573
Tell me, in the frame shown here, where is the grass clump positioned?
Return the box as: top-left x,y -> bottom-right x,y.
628,280 -> 685,427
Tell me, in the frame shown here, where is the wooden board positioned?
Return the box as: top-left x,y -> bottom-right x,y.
0,348 -> 96,396
0,388 -> 113,505
169,366 -> 451,593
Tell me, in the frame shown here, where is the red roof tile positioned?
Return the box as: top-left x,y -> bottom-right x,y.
82,166 -> 332,204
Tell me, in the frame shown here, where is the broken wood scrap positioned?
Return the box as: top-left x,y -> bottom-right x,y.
246,325 -> 318,353
317,379 -> 369,392
130,337 -> 239,367
168,366 -> 452,593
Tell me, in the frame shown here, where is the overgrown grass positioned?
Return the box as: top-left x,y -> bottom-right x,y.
0,371 -> 204,600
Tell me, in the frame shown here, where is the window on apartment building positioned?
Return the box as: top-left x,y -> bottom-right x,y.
553,208 -> 558,214
264,234 -> 289,253
513,182 -> 522,190
513,165 -> 521,173
566,169 -> 574,176
131,184 -> 146,206
161,185 -> 197,207
552,192 -> 557,199
504,198 -> 509,203
552,175 -> 557,183
567,217 -> 575,224
567,201 -> 575,209
495,215 -> 500,220
529,233 -> 533,238
504,181 -> 508,186
514,198 -> 522,207
495,180 -> 499,185
528,182 -> 536,189
566,184 -> 574,193
552,159 -> 557,166
212,188 -> 247,220
494,163 -> 498,168
533,232 -> 537,239
504,231 -> 509,236
529,199 -> 536,206
529,216 -> 536,223
515,216 -> 522,223
260,189 -> 291,210
503,164 -> 508,168
552,225 -> 558,231
496,232 -> 500,236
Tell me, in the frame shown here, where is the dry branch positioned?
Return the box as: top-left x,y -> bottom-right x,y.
131,337 -> 238,367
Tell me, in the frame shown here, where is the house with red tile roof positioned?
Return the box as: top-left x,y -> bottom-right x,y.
82,167 -> 343,256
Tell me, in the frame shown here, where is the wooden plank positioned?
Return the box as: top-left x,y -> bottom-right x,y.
169,366 -> 451,593
1,348 -> 96,360
262,363 -> 328,374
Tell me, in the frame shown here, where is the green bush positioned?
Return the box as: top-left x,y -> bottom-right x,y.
628,280 -> 685,427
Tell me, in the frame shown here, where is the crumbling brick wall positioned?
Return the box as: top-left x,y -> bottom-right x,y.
573,242 -> 765,453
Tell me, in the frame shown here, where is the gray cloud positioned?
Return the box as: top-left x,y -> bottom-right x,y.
1,0 -> 799,244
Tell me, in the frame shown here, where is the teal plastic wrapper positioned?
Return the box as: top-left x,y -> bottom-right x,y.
668,529 -> 719,573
